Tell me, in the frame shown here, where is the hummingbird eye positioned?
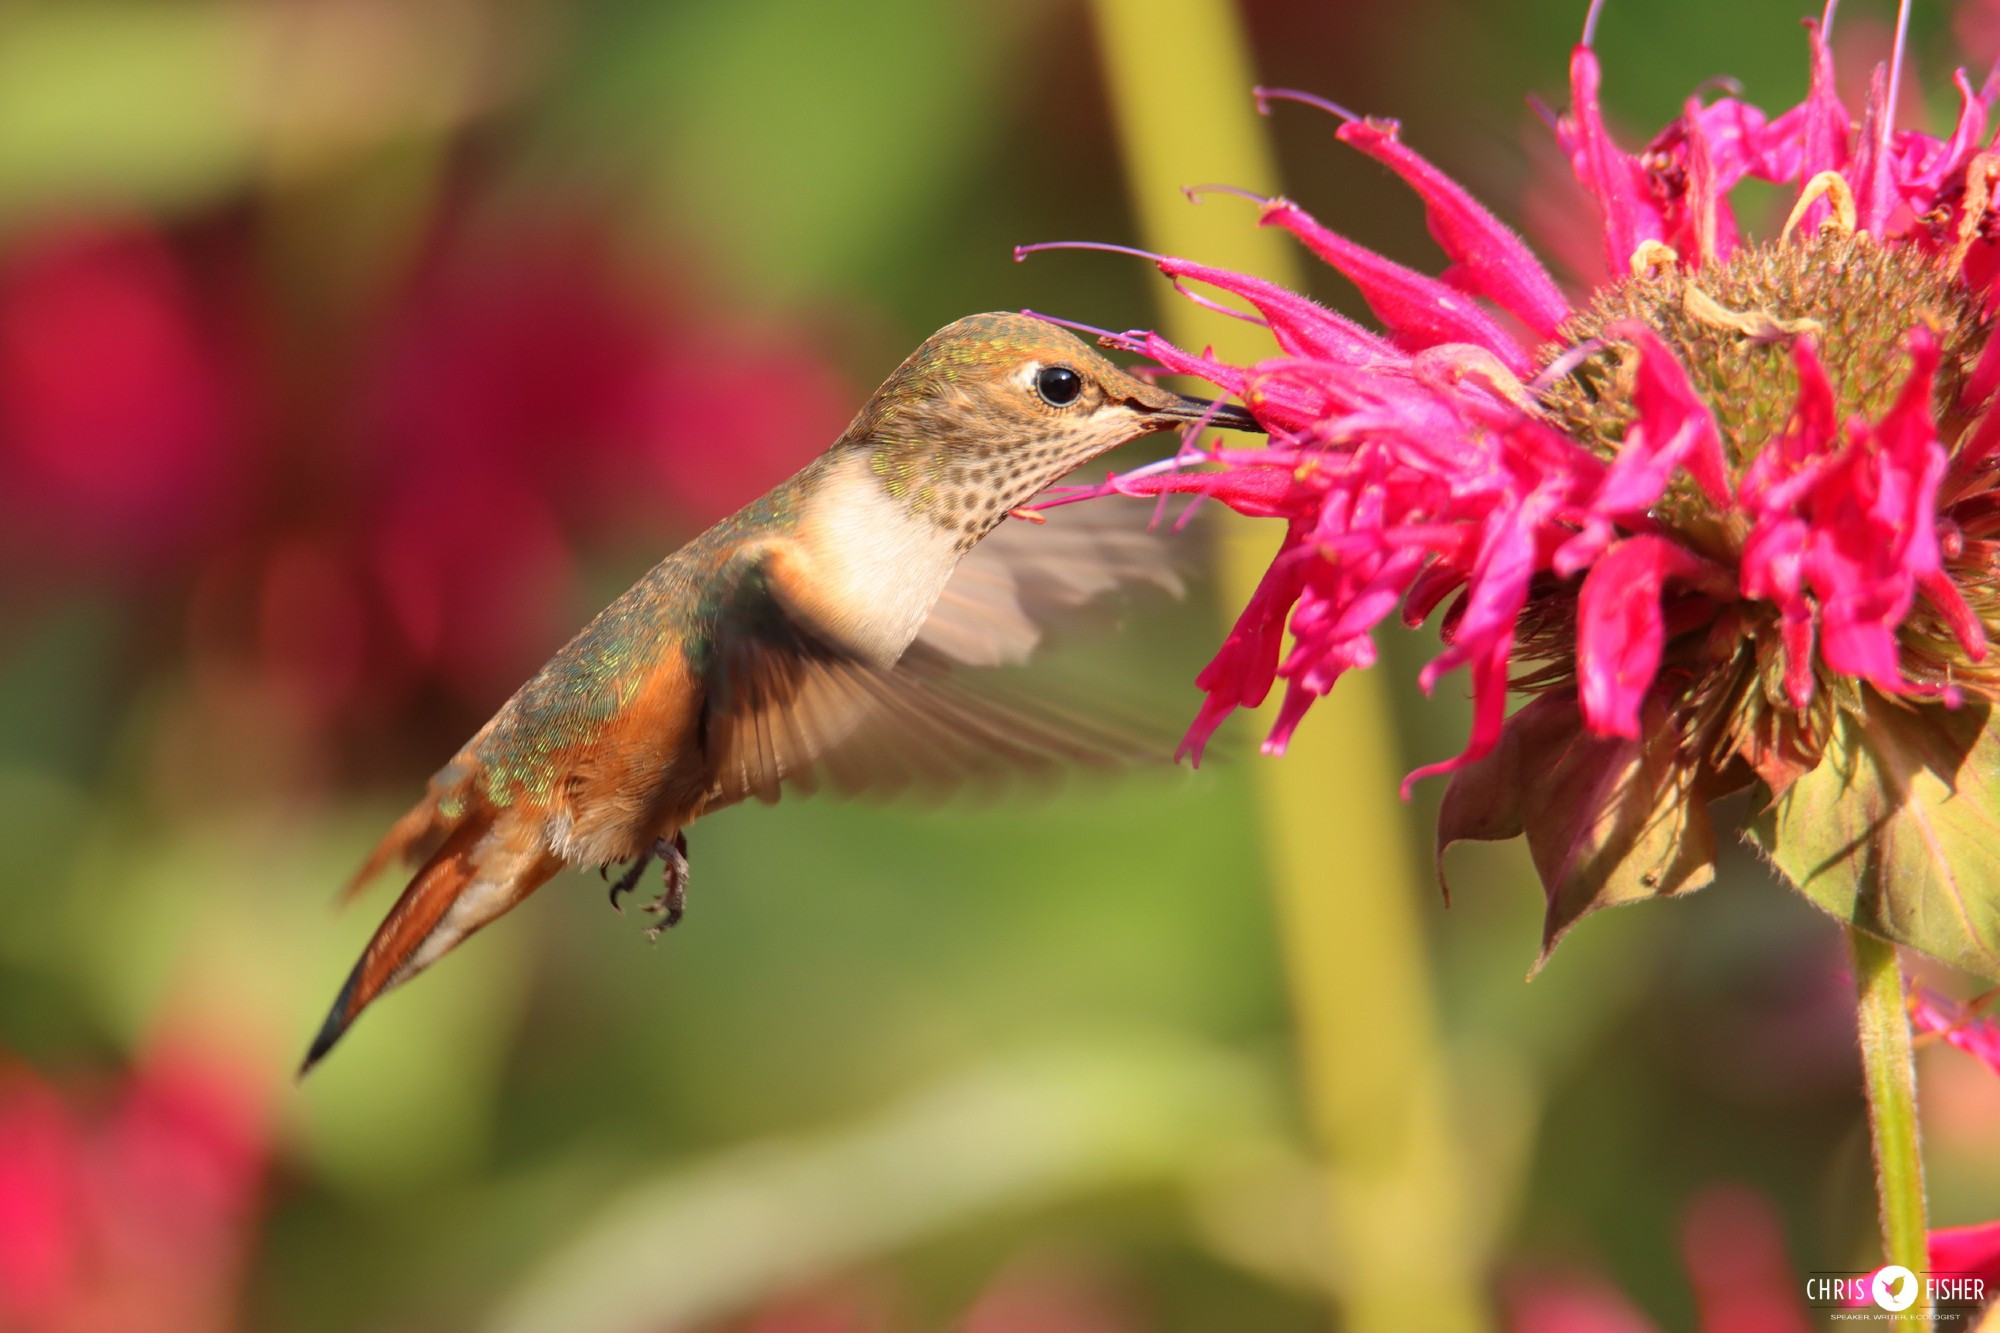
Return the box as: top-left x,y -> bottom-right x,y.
1034,364 -> 1083,407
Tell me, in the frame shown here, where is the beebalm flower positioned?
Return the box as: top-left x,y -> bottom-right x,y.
1046,9 -> 2000,977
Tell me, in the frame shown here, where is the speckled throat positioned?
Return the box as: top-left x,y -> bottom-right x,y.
861,413 -> 1112,550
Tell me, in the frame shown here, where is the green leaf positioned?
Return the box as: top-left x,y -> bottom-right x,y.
1438,693 -> 1721,968
1746,694 -> 2000,984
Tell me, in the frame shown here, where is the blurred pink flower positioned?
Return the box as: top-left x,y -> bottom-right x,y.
0,1036 -> 267,1333
1507,1185 -> 1808,1333
0,222 -> 239,571
1503,1269 -> 1657,1333
0,196 -> 853,766
1929,1219 -> 2000,1292
356,221 -> 853,703
1680,1186 -> 1810,1333
1910,984 -> 2000,1075
958,1256 -> 1137,1333
1849,1218 -> 2000,1312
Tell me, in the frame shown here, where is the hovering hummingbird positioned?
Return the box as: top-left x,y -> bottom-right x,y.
301,311 -> 1258,1073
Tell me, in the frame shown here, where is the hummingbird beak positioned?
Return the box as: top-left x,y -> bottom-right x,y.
1138,393 -> 1261,434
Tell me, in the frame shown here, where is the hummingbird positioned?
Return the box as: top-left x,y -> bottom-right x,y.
301,311 -> 1259,1074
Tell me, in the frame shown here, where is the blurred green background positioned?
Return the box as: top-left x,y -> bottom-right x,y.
1,2 -> 1998,1330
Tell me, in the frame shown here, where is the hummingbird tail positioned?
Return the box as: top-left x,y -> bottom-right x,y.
340,784 -> 461,903
301,805 -> 562,1076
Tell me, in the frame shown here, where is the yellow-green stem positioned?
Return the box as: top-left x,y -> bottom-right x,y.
1088,2 -> 1483,1328
1851,927 -> 1929,1330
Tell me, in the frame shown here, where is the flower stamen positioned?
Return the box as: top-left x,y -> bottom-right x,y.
1782,171 -> 1858,243
1630,240 -> 1680,277
1681,284 -> 1823,345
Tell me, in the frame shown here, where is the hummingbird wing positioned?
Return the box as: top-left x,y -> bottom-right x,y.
700,539 -> 1165,810
913,495 -> 1186,668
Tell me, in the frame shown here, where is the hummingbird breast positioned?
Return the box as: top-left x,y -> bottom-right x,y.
782,452 -> 968,667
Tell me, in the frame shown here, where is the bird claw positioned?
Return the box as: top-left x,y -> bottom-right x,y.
606,848 -> 655,913
643,832 -> 690,941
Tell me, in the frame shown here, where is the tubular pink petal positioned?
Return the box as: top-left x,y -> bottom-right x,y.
1739,517 -> 1819,706
1416,487 -> 1550,705
1175,694 -> 1237,768
1597,322 -> 1733,512
1154,256 -> 1399,366
1402,636 -> 1511,798
1576,536 -> 1712,738
1922,569 -> 1987,660
1402,561 -> 1468,627
1561,45 -> 1666,278
1681,98 -> 1734,265
1910,986 -> 2000,1076
1262,680 -> 1317,756
1742,336 -> 1839,508
1792,19 -> 1854,234
1691,97 -> 1782,188
1333,118 -> 1572,338
1899,69 -> 1987,200
1851,63 -> 1897,237
1962,309 -> 2000,417
1258,200 -> 1535,375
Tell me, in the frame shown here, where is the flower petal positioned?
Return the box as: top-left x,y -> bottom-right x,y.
1334,118 -> 1572,339
1577,535 -> 1715,739
1260,200 -> 1535,375
1559,44 -> 1666,275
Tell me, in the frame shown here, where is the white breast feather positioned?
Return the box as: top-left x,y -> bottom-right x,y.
794,454 -> 964,666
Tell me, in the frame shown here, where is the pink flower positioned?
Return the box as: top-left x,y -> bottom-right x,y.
1910,985 -> 2000,1075
1928,1219 -> 2000,1293
0,222 -> 239,572
1032,4 -> 2000,972
1502,1185 -> 1808,1333
0,203 -> 852,763
1850,1218 -> 2000,1313
0,1036 -> 267,1333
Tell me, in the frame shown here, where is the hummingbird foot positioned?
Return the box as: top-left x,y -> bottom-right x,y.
643,832 -> 690,940
606,848 -> 656,913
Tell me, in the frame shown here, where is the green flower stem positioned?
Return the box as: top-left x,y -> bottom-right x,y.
1088,3 -> 1483,1329
1851,927 -> 1929,1329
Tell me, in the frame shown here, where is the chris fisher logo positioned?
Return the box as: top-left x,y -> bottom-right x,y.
1805,1267 -> 1988,1320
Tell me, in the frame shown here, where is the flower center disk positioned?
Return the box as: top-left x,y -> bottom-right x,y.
1544,232 -> 1990,539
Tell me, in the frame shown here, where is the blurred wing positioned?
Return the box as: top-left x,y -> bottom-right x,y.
915,495 -> 1186,668
702,542 -> 1165,811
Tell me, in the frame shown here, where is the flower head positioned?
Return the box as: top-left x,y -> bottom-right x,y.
1042,5 -> 2000,975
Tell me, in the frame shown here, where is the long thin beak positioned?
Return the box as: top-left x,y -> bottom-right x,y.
1145,393 -> 1261,433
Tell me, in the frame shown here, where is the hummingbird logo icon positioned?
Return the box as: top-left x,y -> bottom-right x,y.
1871,1265 -> 1918,1312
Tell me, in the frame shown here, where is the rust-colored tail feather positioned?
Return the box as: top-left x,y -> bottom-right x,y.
340,794 -> 453,903
301,805 -> 560,1076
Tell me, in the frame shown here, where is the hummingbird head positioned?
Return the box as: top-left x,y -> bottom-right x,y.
847,312 -> 1260,544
